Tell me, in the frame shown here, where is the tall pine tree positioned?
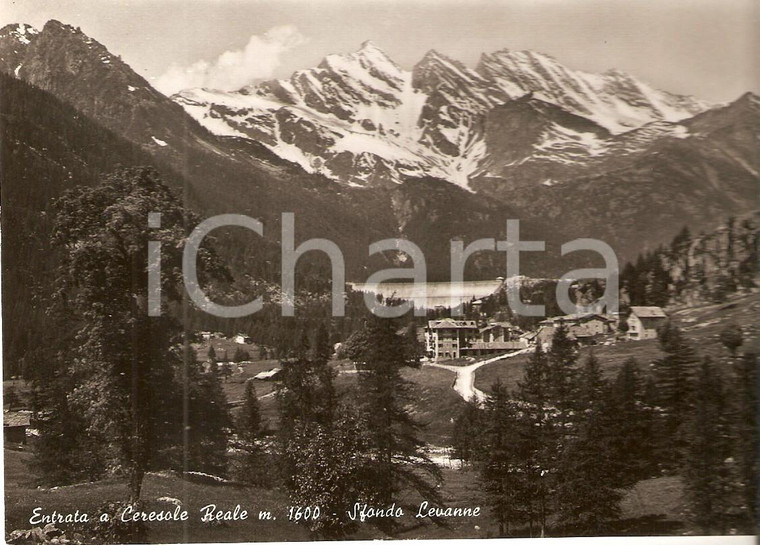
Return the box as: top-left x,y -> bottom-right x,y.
683,357 -> 733,534
730,351 -> 758,532
555,352 -> 624,534
516,343 -> 556,536
652,322 -> 699,467
352,317 -> 442,518
478,380 -> 530,536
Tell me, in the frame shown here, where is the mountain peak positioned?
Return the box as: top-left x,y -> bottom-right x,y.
736,91 -> 760,107
316,39 -> 403,89
42,19 -> 81,35
352,39 -> 398,67
420,49 -> 448,62
602,68 -> 634,81
359,39 -> 380,51
414,49 -> 473,75
485,48 -> 560,68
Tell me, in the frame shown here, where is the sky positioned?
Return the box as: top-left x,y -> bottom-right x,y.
1,0 -> 758,101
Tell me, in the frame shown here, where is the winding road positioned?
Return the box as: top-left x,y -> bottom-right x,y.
426,348 -> 533,403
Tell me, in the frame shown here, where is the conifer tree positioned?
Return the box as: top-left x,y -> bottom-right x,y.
311,322 -> 332,365
606,357 -> 655,484
239,380 -> 262,441
295,328 -> 311,359
652,322 -> 699,465
730,352 -> 758,532
554,393 -> 624,534
4,386 -> 20,410
185,352 -> 231,476
683,357 -> 733,534
235,380 -> 271,486
578,351 -> 604,412
479,380 -> 529,536
277,356 -> 336,429
233,346 -> 249,363
555,351 -> 626,533
352,317 -> 442,515
646,252 -> 671,307
452,399 -> 483,466
278,351 -> 340,497
403,322 -> 423,367
547,325 -> 579,419
516,343 -> 556,536
29,377 -> 107,485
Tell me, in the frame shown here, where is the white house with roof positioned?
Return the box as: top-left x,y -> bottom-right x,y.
627,306 -> 668,340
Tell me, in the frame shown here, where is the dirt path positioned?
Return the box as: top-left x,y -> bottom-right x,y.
426,348 -> 533,403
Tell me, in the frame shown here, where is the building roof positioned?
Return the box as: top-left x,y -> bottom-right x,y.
539,313 -> 614,326
428,318 -> 478,330
630,306 -> 667,319
4,411 -> 31,428
253,368 -> 281,380
480,322 -> 519,332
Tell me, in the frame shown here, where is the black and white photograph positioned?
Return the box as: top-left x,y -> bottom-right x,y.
1,0 -> 758,543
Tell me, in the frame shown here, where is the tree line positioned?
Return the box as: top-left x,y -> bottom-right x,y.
452,323 -> 758,536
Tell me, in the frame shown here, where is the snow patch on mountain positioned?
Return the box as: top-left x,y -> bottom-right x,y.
11,24 -> 38,45
537,124 -> 608,158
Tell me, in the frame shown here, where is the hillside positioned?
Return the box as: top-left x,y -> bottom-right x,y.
0,74 -> 188,375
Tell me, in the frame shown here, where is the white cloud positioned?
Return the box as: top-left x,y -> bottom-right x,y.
154,25 -> 307,95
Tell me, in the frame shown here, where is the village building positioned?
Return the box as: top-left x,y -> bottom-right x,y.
535,313 -> 616,349
253,367 -> 282,381
425,319 -> 526,360
520,330 -> 538,346
426,319 -> 478,359
234,333 -> 253,344
627,306 -> 668,340
479,322 -> 521,343
4,410 -> 31,445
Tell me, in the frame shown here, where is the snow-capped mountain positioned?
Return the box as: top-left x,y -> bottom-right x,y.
174,41 -> 710,190
1,20 -> 757,272
476,50 -> 708,133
